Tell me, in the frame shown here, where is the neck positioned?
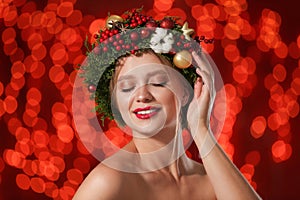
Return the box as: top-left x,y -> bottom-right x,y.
103,125 -> 192,174
130,126 -> 189,178
132,125 -> 176,153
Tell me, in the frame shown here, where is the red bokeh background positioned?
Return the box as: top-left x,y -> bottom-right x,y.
0,0 -> 300,199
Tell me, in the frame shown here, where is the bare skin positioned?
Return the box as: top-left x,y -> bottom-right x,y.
73,52 -> 262,200
74,152 -> 216,200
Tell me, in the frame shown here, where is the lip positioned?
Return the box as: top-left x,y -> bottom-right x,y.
133,106 -> 160,119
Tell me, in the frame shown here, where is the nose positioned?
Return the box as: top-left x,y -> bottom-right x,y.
135,85 -> 153,103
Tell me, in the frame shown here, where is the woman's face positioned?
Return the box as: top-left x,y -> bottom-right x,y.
112,53 -> 187,138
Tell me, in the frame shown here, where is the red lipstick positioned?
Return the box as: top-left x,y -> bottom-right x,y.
133,106 -> 159,119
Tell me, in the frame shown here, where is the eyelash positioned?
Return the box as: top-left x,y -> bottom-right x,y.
121,87 -> 135,92
120,82 -> 167,92
150,82 -> 167,87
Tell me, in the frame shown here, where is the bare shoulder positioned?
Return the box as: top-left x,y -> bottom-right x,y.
73,163 -> 125,200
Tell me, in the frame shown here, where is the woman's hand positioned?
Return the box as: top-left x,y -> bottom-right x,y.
187,51 -> 216,155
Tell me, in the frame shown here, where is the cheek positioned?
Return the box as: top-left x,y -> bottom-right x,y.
115,91 -> 132,114
157,90 -> 178,109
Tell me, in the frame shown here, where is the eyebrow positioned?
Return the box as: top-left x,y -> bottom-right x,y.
117,70 -> 168,82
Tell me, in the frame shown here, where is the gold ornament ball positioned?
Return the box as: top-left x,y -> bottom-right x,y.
173,50 -> 192,69
106,15 -> 124,29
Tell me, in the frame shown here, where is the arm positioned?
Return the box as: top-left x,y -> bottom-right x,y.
187,52 -> 262,200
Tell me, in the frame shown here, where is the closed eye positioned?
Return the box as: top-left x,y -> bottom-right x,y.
121,87 -> 135,92
150,82 -> 167,87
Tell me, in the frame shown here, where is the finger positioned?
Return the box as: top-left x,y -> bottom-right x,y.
194,77 -> 203,98
192,51 -> 214,76
197,69 -> 211,89
193,52 -> 216,97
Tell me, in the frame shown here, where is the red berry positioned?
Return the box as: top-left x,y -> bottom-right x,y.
184,43 -> 191,48
115,34 -> 121,40
160,18 -> 174,29
119,40 -> 124,44
103,46 -> 108,52
109,32 -> 114,37
93,34 -> 99,39
109,37 -> 114,43
145,20 -> 157,28
140,29 -> 150,38
131,23 -> 137,27
176,42 -> 181,46
180,35 -> 185,40
116,46 -> 121,51
88,85 -> 96,92
93,47 -> 100,54
113,41 -> 118,46
130,32 -> 139,41
113,29 -> 119,34
122,14 -> 129,19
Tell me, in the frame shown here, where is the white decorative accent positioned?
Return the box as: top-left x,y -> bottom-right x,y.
150,28 -> 174,53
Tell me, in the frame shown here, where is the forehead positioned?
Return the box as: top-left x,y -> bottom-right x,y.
118,53 -> 166,77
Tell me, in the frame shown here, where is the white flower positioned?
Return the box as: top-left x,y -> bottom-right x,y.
150,28 -> 174,53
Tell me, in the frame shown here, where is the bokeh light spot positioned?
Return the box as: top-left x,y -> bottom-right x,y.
272,140 -> 292,162
11,61 -> 25,79
4,95 -> 18,114
250,116 -> 266,138
272,64 -> 286,82
291,78 -> 300,95
2,27 -> 16,44
57,2 -> 73,18
67,168 -> 83,185
32,130 -> 50,148
26,87 -> 42,106
31,43 -> 47,61
16,174 -> 30,190
30,177 -> 46,193
57,124 -> 74,143
224,44 -> 240,62
245,151 -> 261,166
73,157 -> 90,174
274,41 -> 288,58
66,9 -> 82,26
49,65 -> 66,83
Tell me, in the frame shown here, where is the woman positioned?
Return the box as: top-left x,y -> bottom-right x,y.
73,9 -> 262,200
